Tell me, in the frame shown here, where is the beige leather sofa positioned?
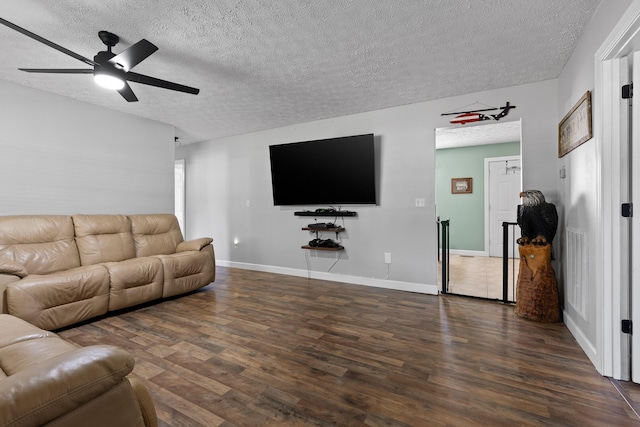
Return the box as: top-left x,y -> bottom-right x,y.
0,313 -> 157,427
0,214 -> 215,330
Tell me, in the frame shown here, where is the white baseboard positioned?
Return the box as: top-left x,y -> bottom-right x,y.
563,310 -> 600,373
216,260 -> 438,295
448,249 -> 488,257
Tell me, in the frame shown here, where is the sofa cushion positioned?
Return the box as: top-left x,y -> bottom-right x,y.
73,214 -> 136,265
105,257 -> 163,311
0,260 -> 28,278
0,215 -> 81,275
129,214 -> 184,257
156,245 -> 215,297
0,336 -> 78,376
6,265 -> 110,330
0,314 -> 57,350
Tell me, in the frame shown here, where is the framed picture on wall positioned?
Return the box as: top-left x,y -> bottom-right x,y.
558,91 -> 592,158
451,177 -> 472,194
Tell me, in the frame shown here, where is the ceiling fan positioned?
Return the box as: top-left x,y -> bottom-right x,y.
0,17 -> 200,102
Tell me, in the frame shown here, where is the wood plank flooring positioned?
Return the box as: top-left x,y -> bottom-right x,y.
58,267 -> 640,426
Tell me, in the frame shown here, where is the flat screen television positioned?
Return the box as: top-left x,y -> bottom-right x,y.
269,133 -> 377,206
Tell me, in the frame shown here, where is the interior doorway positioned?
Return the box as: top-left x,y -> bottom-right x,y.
435,120 -> 522,300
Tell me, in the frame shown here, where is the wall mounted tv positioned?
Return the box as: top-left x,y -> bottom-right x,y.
269,133 -> 377,206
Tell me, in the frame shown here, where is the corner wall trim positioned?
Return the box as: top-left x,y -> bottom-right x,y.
217,260 -> 439,295
564,309 -> 598,368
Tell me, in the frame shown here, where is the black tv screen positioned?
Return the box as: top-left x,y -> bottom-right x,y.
269,134 -> 377,206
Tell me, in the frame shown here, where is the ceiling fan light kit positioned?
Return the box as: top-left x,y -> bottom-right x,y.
0,17 -> 200,102
94,72 -> 125,90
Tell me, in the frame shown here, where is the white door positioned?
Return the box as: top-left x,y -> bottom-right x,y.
488,157 -> 521,257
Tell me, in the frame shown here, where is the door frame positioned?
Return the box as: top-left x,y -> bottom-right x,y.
484,155 -> 521,256
175,159 -> 186,236
593,1 -> 640,379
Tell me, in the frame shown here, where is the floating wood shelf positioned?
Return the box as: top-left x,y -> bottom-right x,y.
302,227 -> 345,232
298,215 -> 350,251
294,211 -> 356,217
301,245 -> 344,251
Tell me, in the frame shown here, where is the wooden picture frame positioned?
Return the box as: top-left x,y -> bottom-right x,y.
451,177 -> 472,194
559,91 -> 592,158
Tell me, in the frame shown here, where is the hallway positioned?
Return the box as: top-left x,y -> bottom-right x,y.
439,254 -> 519,300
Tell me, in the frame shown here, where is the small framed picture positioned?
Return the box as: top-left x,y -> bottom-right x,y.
451,177 -> 472,194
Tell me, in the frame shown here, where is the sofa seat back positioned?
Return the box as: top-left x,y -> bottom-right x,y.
73,214 -> 136,265
130,214 -> 184,257
6,264 -> 110,330
72,215 -> 165,312
0,215 -> 81,275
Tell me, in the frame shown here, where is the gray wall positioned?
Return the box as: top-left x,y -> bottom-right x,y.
0,80 -> 176,215
177,79 -> 558,293
556,1 -> 633,371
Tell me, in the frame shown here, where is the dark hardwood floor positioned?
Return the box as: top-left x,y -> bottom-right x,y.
59,267 -> 640,426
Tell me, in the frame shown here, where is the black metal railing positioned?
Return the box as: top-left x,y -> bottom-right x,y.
502,222 -> 519,303
440,219 -> 450,294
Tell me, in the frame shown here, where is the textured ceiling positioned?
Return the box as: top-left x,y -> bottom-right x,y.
0,1 -> 601,144
436,121 -> 521,149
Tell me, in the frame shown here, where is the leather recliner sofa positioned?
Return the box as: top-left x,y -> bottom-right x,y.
0,313 -> 157,427
0,214 -> 215,330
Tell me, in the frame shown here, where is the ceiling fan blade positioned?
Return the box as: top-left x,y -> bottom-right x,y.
118,82 -> 139,102
19,68 -> 93,74
126,71 -> 200,95
0,17 -> 96,67
109,39 -> 158,72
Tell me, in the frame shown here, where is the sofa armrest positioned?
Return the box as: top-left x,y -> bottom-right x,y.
0,345 -> 134,426
0,274 -> 22,314
176,237 -> 213,252
129,377 -> 159,427
0,260 -> 27,278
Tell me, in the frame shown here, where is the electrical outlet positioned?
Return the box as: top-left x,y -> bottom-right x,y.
384,252 -> 392,264
415,198 -> 426,208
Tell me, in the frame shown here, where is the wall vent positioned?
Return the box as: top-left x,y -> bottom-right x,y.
566,228 -> 588,320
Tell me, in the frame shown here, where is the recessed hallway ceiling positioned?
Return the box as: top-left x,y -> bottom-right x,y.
0,1 -> 601,144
